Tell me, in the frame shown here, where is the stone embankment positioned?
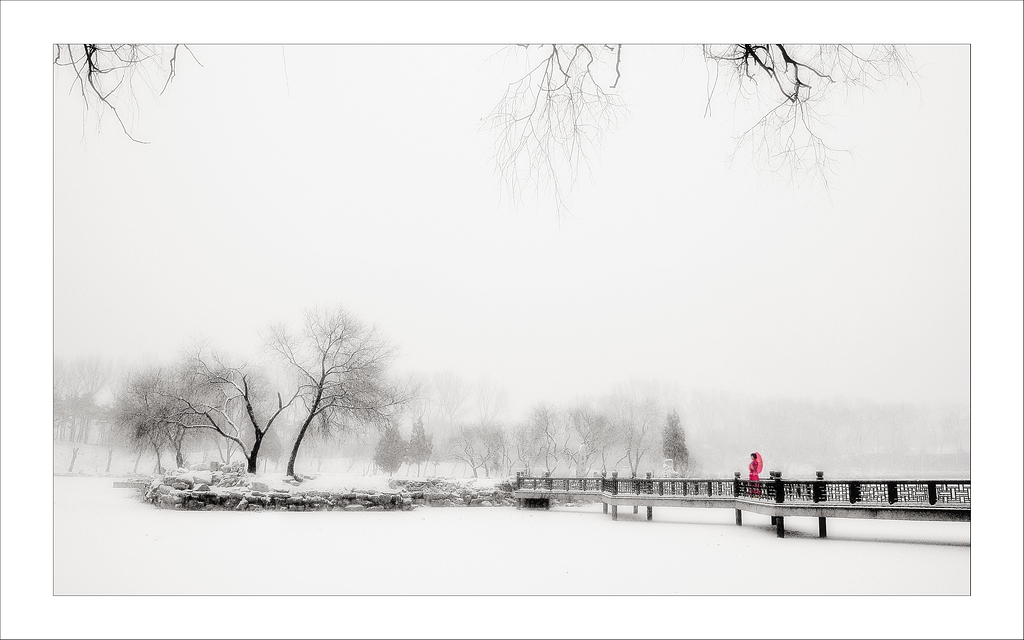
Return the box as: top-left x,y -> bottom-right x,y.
136,463 -> 517,512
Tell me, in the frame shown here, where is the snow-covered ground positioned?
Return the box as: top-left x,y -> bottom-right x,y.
0,469 -> 1015,639
55,476 -> 970,597
29,475 -> 998,637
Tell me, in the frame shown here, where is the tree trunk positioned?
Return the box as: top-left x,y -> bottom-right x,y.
247,431 -> 264,474
67,447 -> 79,473
153,446 -> 164,474
286,413 -> 317,478
105,446 -> 114,473
132,450 -> 142,474
175,449 -> 185,470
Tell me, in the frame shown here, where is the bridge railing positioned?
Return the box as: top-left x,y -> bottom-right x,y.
515,471 -> 970,508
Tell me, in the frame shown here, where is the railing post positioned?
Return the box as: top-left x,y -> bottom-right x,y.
707,481 -> 713,497
887,481 -> 898,505
601,471 -> 608,514
927,481 -> 937,506
646,472 -> 654,520
631,471 -> 638,513
545,470 -> 552,492
734,471 -> 741,498
515,471 -> 522,491
773,471 -> 784,504
813,471 -> 824,503
849,481 -> 861,504
611,471 -> 618,495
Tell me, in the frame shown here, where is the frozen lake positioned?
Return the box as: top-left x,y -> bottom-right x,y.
54,477 -> 969,596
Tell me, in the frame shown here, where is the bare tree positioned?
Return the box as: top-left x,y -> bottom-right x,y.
508,419 -> 544,474
606,383 -> 660,475
173,349 -> 298,474
114,366 -> 179,474
53,44 -> 201,143
474,377 -> 509,427
485,44 -> 626,214
702,44 -> 915,187
488,44 -> 915,212
565,402 -> 614,476
266,306 -> 410,478
432,371 -> 471,425
450,425 -> 486,478
523,402 -> 570,473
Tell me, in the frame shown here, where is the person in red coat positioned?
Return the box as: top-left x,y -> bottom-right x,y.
748,452 -> 763,496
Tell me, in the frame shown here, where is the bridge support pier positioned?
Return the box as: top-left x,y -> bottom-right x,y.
818,517 -> 827,538
633,505 -> 638,514
611,505 -> 618,520
516,499 -> 521,510
647,506 -> 653,521
735,509 -> 742,526
602,502 -> 608,514
770,516 -> 777,525
776,516 -> 785,538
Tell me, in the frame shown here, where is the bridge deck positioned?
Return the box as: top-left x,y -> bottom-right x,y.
512,474 -> 970,537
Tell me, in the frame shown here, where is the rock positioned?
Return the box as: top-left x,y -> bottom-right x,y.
481,500 -> 494,507
249,481 -> 269,492
344,504 -> 366,511
195,483 -> 210,492
366,506 -> 384,511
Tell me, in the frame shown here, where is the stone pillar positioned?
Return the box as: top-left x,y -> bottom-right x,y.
735,509 -> 742,526
611,504 -> 618,521
646,506 -> 653,521
776,515 -> 785,538
818,516 -> 827,538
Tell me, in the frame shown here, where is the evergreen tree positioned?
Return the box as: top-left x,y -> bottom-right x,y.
662,409 -> 690,472
407,418 -> 433,477
373,424 -> 407,476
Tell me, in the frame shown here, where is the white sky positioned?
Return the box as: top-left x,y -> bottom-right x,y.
51,41 -> 973,418
2,2 -> 1023,639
